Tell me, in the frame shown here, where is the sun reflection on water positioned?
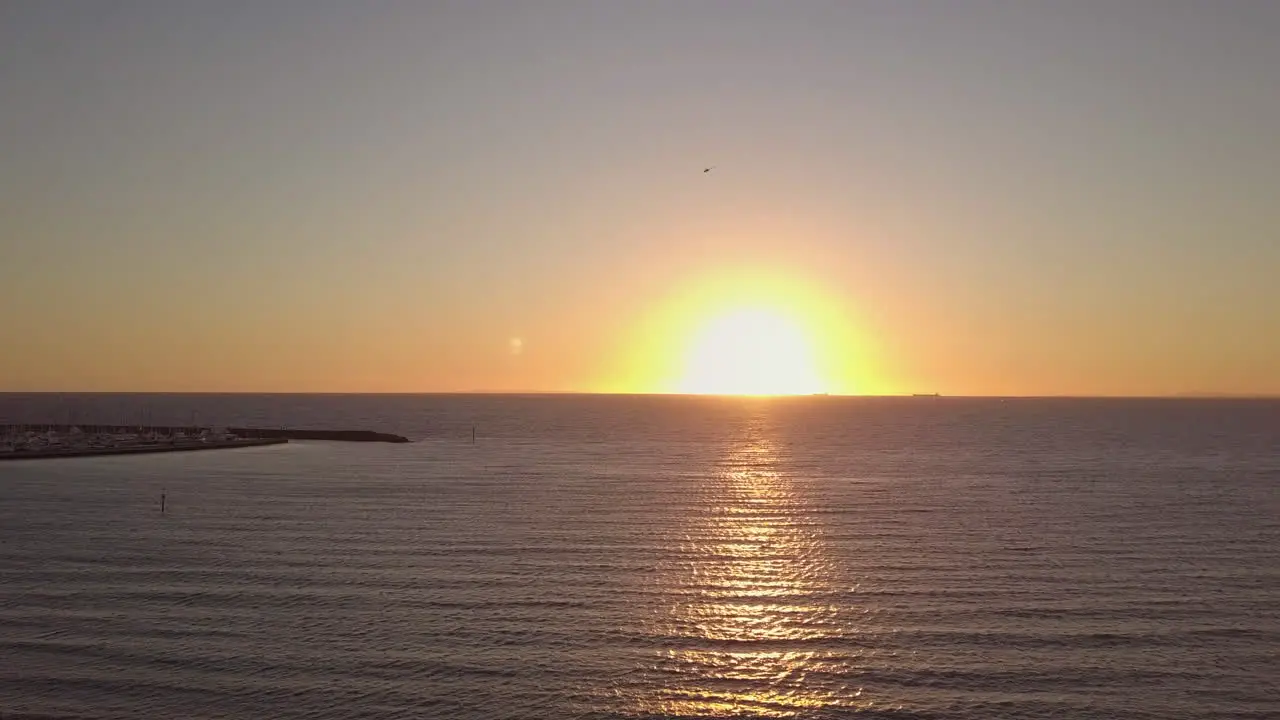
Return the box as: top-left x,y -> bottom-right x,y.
630,417 -> 877,718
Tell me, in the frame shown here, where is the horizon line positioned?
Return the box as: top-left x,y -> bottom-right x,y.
0,391 -> 1277,400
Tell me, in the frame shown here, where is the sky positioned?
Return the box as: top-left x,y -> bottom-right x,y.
2,0 -> 1277,396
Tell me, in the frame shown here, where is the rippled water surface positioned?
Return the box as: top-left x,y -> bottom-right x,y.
1,394 -> 1278,719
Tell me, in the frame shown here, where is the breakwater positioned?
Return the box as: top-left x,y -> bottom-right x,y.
229,428 -> 410,443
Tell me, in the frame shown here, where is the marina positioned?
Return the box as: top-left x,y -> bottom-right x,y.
0,425 -> 287,461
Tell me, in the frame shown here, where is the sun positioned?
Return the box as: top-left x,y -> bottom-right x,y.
609,265 -> 881,396
677,306 -> 826,396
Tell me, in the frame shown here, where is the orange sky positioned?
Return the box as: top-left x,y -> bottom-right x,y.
2,3 -> 1277,396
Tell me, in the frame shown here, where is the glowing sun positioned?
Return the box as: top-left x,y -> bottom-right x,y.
677,307 -> 826,395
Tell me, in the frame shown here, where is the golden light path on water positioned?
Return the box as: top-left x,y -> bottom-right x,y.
628,412 -> 889,717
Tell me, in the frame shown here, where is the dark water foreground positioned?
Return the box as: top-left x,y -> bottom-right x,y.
0,394 -> 1276,719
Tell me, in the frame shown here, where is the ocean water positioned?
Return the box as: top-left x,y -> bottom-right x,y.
1,393 -> 1277,719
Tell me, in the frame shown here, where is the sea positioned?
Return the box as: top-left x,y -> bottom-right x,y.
0,393 -> 1277,719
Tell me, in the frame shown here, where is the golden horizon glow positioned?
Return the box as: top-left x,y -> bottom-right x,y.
677,307 -> 826,396
607,265 -> 886,397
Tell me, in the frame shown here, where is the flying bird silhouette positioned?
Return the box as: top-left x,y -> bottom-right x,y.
703,166 -> 715,173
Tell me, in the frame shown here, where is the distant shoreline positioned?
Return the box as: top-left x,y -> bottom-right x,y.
0,437 -> 286,462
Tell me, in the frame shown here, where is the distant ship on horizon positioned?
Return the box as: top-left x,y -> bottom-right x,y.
911,393 -> 941,397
